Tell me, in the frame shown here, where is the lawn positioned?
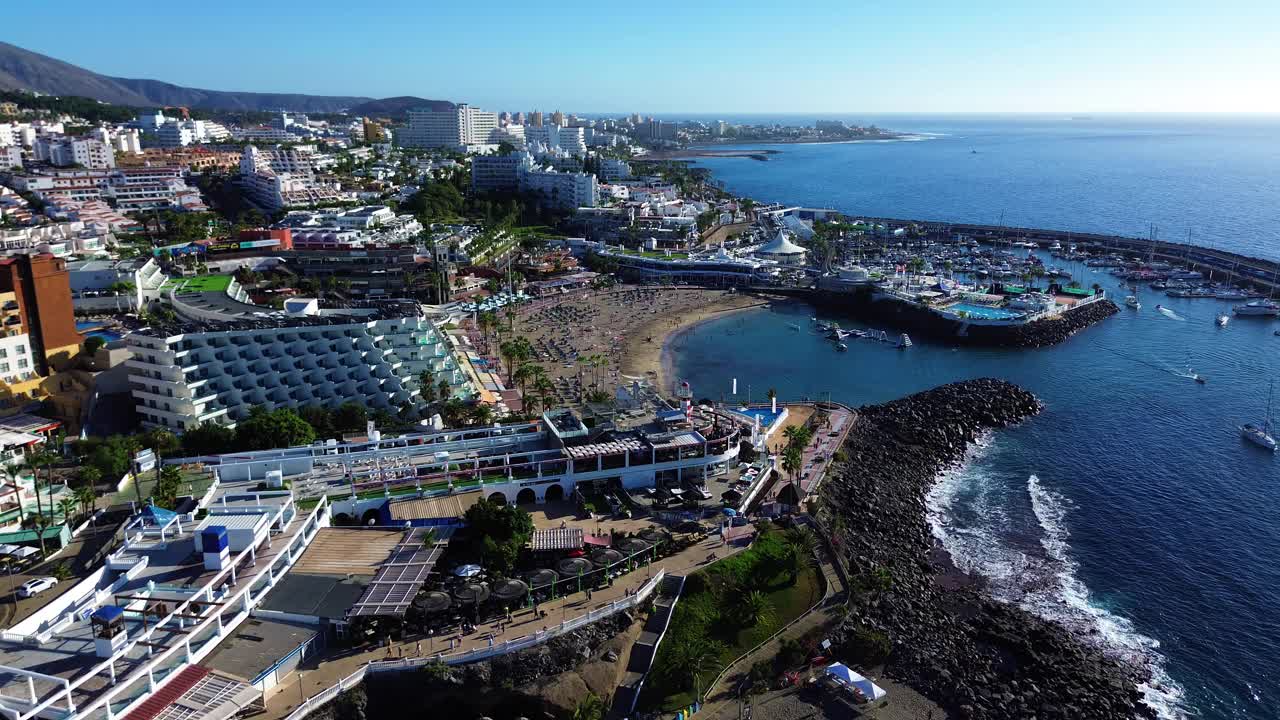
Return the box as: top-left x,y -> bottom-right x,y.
638,528 -> 823,712
172,275 -> 234,294
110,466 -> 215,506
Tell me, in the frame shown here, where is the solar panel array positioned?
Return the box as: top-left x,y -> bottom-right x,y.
348,528 -> 442,617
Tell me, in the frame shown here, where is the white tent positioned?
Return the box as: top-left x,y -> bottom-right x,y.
0,544 -> 18,556
825,663 -> 887,701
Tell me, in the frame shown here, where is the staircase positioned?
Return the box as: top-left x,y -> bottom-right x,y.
610,574 -> 685,718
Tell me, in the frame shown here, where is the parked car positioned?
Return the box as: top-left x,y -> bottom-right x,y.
17,577 -> 57,599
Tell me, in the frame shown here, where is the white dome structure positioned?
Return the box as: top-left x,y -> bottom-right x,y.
754,229 -> 807,265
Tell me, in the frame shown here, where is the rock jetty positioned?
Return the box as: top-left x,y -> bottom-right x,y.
821,378 -> 1155,719
994,298 -> 1120,348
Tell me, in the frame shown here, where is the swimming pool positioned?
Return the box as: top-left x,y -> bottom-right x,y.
77,322 -> 124,342
946,303 -> 1024,320
734,407 -> 784,430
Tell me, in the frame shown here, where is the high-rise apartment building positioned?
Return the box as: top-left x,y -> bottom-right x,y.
399,104 -> 499,149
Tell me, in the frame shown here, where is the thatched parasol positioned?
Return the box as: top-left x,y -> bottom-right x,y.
590,548 -> 624,567
452,582 -> 491,605
491,578 -> 529,602
556,556 -> 594,578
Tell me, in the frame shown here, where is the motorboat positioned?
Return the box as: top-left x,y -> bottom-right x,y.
1124,295 -> 1140,309
1233,300 -> 1280,317
896,334 -> 913,349
1216,313 -> 1229,327
1241,383 -> 1275,452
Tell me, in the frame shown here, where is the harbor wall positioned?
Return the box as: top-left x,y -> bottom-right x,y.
808,287 -> 1119,348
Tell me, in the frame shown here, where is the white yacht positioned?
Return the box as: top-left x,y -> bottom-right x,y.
1241,383 -> 1276,452
1124,295 -> 1141,309
1216,313 -> 1229,327
1233,300 -> 1280,317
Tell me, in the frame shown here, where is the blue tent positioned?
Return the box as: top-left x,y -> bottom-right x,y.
825,663 -> 887,700
141,504 -> 178,525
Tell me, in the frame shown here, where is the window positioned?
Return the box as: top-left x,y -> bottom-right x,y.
0,349 -> 7,358
16,359 -> 27,370
0,363 -> 8,373
16,345 -> 25,355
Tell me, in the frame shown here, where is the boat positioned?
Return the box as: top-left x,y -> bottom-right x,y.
834,342 -> 848,352
1233,300 -> 1280,317
1241,382 -> 1276,452
896,334 -> 912,349
1216,313 -> 1229,327
1124,295 -> 1140,309
789,323 -> 801,331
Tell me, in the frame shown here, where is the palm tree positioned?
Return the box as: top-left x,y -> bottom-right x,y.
783,527 -> 817,583
533,375 -> 555,413
437,378 -> 451,402
2,462 -> 28,526
29,512 -> 51,556
470,404 -> 494,427
737,589 -> 776,627
782,446 -> 803,481
512,363 -> 539,397
767,387 -> 777,407
26,450 -> 56,527
74,485 -> 95,519
57,496 -> 77,524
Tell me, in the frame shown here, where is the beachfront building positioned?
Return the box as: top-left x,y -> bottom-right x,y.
239,145 -> 348,211
753,229 -> 808,265
591,242 -> 777,286
125,314 -> 475,431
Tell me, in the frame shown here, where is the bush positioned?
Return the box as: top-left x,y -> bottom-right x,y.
842,626 -> 891,666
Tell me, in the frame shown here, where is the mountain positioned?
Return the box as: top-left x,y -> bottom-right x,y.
0,41 -> 375,113
346,96 -> 455,120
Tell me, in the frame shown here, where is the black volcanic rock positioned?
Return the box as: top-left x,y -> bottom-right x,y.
821,379 -> 1155,719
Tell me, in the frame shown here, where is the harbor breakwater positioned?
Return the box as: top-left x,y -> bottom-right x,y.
822,379 -> 1155,720
808,288 -> 1120,348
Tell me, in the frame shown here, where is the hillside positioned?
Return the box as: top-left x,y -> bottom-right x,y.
346,96 -> 454,120
0,41 -> 374,113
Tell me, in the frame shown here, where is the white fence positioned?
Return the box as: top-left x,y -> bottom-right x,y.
280,570 -> 668,720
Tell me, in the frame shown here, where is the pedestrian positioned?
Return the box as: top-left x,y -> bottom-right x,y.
415,640 -> 421,656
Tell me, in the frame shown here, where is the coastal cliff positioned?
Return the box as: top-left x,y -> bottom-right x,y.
821,379 -> 1155,719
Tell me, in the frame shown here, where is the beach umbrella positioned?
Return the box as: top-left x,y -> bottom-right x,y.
721,508 -> 738,517
557,556 -> 593,578
616,538 -> 650,559
523,568 -> 558,590
590,548 -> 624,568
722,489 -> 743,503
414,591 -> 452,614
453,564 -> 483,578
638,528 -> 664,544
491,578 -> 528,603
452,582 -> 491,605
824,663 -> 887,701
675,520 -> 705,534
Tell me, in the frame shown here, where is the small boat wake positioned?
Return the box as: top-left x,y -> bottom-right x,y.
928,450 -> 1187,719
1156,305 -> 1185,321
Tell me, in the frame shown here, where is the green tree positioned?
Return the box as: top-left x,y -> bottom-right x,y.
736,589 -> 776,627
235,408 -> 316,451
333,402 -> 369,432
57,496 -> 78,523
28,512 -> 53,556
464,498 -> 533,574
74,484 -> 96,518
571,693 -> 605,720
181,422 -> 236,456
3,462 -> 29,526
782,446 -> 803,481
82,335 -> 106,357
153,465 -> 184,510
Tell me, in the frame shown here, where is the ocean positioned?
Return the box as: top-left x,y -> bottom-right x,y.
677,114 -> 1280,262
665,116 -> 1280,720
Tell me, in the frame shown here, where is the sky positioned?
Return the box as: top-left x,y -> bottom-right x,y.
7,0 -> 1280,114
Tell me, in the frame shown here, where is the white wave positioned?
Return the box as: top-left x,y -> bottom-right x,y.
928,453 -> 1189,720
1026,475 -> 1187,719
1157,306 -> 1185,321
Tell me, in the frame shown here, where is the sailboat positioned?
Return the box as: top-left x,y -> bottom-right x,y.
1241,382 -> 1276,452
1216,313 -> 1229,327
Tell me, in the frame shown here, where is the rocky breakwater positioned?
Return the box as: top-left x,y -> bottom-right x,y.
821,378 -> 1155,720
990,298 -> 1120,348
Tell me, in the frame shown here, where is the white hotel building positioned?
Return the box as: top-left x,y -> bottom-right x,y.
399,104 -> 499,150
126,315 -> 475,431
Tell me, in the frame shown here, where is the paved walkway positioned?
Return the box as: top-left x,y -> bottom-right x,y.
260,531 -> 747,720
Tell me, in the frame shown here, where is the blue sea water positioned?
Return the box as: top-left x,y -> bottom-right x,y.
667,117 -> 1280,720
682,114 -> 1280,262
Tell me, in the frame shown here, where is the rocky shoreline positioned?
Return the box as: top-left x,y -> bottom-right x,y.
821,379 -> 1155,720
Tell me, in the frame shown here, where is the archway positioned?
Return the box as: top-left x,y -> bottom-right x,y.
360,509 -> 381,526
332,512 -> 353,527
544,484 -> 565,503
516,488 -> 537,505
487,491 -> 507,505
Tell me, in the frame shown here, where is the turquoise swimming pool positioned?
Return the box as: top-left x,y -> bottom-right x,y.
735,407 -> 783,429
947,303 -> 1023,320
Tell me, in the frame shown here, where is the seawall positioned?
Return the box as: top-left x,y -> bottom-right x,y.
809,288 -> 1119,348
820,379 -> 1155,720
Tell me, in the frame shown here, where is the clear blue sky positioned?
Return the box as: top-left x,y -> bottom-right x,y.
8,0 -> 1279,113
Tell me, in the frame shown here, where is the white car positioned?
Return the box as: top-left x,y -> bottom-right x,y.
17,577 -> 57,599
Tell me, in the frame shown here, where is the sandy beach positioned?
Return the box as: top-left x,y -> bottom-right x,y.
618,290 -> 775,395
